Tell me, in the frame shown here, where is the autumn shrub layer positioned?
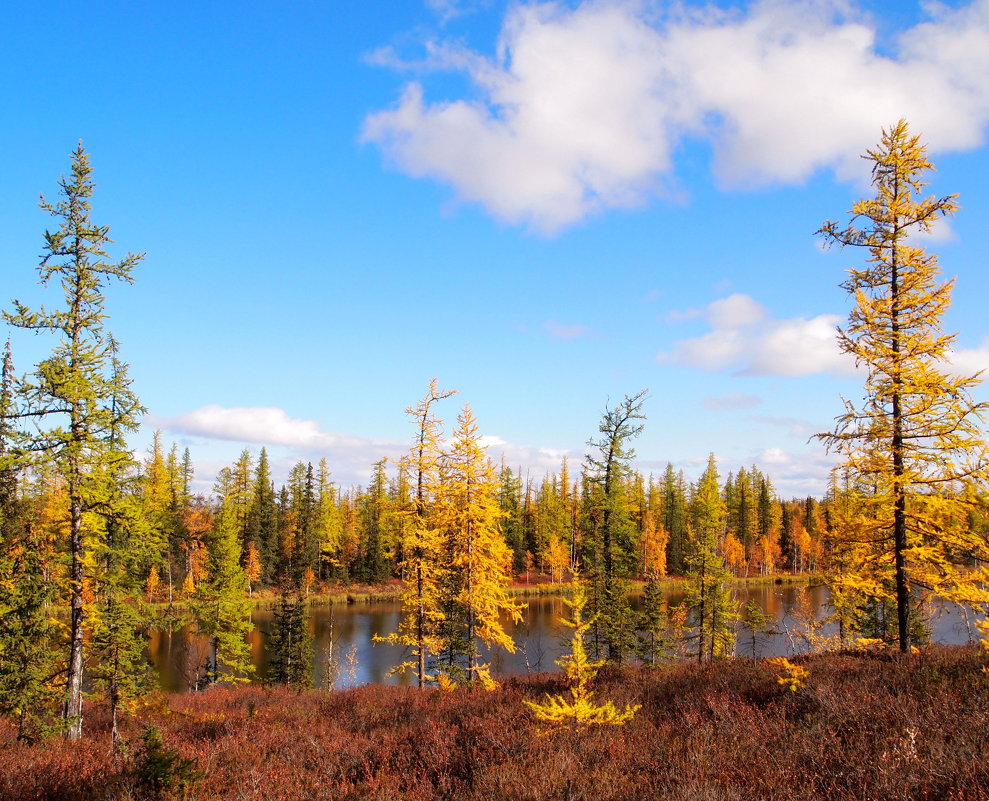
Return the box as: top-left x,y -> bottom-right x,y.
1,645 -> 987,801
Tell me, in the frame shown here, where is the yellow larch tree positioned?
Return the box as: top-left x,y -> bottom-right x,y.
437,403 -> 524,685
375,379 -> 455,687
525,578 -> 639,731
818,120 -> 989,652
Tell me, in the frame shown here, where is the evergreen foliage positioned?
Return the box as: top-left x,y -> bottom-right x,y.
3,144 -> 144,739
268,588 -> 314,689
686,454 -> 737,661
583,390 -> 648,664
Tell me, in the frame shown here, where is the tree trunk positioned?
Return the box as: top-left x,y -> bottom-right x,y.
64,494 -> 85,740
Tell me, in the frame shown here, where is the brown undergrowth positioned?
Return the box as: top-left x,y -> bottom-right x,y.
1,645 -> 986,801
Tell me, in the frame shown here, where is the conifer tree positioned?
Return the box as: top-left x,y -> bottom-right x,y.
817,120 -> 989,652
436,404 -> 523,684
498,462 -> 526,573
637,575 -> 672,666
188,503 -> 253,686
3,144 -> 144,739
0,343 -> 63,741
660,463 -> 689,574
524,578 -> 639,730
268,587 -> 313,689
584,390 -> 648,664
686,454 -> 736,661
359,458 -> 391,583
86,345 -> 150,747
314,458 -> 343,580
377,380 -> 455,687
245,447 -> 277,584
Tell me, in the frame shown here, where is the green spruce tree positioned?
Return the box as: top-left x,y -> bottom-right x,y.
3,144 -> 144,739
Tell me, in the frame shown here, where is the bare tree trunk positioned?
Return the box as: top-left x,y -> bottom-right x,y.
64,493 -> 85,740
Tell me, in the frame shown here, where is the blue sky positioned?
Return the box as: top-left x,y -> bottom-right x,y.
3,0 -> 989,496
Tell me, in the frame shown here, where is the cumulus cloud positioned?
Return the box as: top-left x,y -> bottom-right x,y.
702,392 -> 762,409
159,404 -> 382,450
364,0 -> 989,231
659,293 -> 855,377
751,446 -> 839,496
478,434 -> 579,474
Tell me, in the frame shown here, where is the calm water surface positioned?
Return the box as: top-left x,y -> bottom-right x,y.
148,583 -> 983,692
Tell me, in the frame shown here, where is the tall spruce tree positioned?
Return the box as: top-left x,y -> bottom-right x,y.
584,390 -> 648,664
189,501 -> 253,686
87,343 -> 150,747
3,144 -> 144,739
817,120 -> 989,652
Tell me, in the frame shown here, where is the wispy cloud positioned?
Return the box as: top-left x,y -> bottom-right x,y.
543,319 -> 591,340
702,392 -> 762,410
364,0 -> 989,232
664,307 -> 702,324
754,415 -> 818,439
659,293 -> 854,377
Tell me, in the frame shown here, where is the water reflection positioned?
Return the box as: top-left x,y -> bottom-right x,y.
147,583 -> 982,693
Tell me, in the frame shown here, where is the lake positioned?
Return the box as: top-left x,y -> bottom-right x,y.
147,582 -> 985,692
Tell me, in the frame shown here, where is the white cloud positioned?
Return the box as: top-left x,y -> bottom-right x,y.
154,404 -> 578,492
659,293 -> 855,376
160,404 -> 369,450
364,0 -> 989,231
749,446 -> 839,496
702,392 -> 762,409
480,434 -> 578,475
945,337 -> 989,377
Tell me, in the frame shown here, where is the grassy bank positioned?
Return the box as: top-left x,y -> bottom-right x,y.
67,573 -> 816,616
2,645 -> 986,800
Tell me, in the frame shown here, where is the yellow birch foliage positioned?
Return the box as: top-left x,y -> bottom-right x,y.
722,531 -> 745,577
145,565 -> 160,602
543,534 -> 571,584
525,579 -> 639,730
641,513 -> 669,578
817,120 -> 989,649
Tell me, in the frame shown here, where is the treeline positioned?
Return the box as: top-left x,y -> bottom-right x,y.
113,433 -> 827,604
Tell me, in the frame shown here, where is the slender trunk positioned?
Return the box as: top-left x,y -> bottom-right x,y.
697,557 -> 706,664
64,492 -> 84,740
416,561 -> 425,689
891,223 -> 910,653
